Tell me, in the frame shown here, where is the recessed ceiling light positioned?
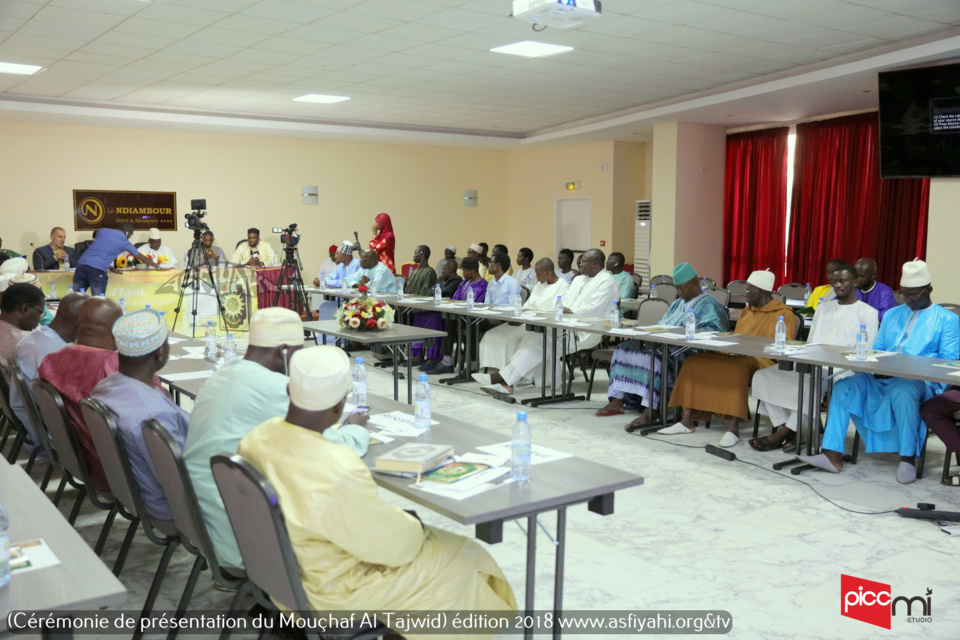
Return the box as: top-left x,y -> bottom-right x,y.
490,41 -> 574,58
0,61 -> 42,75
293,94 -> 350,104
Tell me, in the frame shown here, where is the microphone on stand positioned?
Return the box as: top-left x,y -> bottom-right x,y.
353,231 -> 362,253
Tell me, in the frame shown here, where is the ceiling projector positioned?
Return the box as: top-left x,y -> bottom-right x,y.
512,0 -> 602,29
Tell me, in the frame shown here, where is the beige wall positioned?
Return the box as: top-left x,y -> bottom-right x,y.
651,122 -> 679,274
925,178 -> 960,304
612,141 -> 649,266
0,120 -> 508,279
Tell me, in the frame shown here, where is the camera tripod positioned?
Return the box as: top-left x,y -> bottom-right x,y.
273,246 -> 311,317
173,228 -> 227,336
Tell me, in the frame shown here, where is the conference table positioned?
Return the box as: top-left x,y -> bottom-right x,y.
152,342 -> 644,640
0,458 -> 127,637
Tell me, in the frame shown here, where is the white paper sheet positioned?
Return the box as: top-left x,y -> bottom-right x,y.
10,538 -> 61,574
167,338 -> 186,345
691,339 -> 738,347
367,410 -> 438,435
456,452 -> 509,467
182,346 -> 206,355
476,442 -> 573,465
556,320 -> 589,327
162,370 -> 215,382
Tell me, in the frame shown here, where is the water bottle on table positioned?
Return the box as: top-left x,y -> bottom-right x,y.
774,315 -> 787,354
855,324 -> 869,361
370,280 -> 378,297
353,357 -> 367,405
554,295 -> 564,323
63,254 -> 70,270
608,300 -> 620,328
223,334 -> 237,360
414,374 -> 431,430
48,281 -> 56,300
204,321 -> 217,359
514,290 -> 523,318
804,283 -> 812,299
396,277 -> 404,301
650,284 -> 657,299
512,411 -> 531,483
466,285 -> 475,311
119,297 -> 126,314
434,283 -> 442,306
685,308 -> 697,340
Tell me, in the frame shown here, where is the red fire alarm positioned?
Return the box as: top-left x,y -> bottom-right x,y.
600,240 -> 606,246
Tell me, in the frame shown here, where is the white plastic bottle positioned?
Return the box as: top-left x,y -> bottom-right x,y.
804,283 -> 812,299
319,270 -> 326,290
63,253 -> 70,270
118,297 -> 126,314
434,283 -> 442,306
396,277 -> 404,301
775,315 -> 787,354
856,324 -> 869,361
466,285 -> 475,311
511,411 -> 531,483
685,308 -> 697,340
608,300 -> 620,328
0,490 -> 10,589
353,357 -> 367,405
369,280 -> 378,297
48,281 -> 56,300
650,284 -> 657,299
67,285 -> 74,294
514,290 -> 523,318
204,321 -> 217,359
554,295 -> 564,323
223,334 -> 237,360
414,373 -> 431,430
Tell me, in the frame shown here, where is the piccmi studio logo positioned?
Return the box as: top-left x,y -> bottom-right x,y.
841,574 -> 933,629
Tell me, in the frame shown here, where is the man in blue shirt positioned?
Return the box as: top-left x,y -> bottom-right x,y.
75,223 -> 157,295
486,252 -> 519,306
345,249 -> 396,293
318,240 -> 361,289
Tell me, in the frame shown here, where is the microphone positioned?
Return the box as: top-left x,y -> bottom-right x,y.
897,507 -> 960,521
353,231 -> 362,252
705,444 -> 736,461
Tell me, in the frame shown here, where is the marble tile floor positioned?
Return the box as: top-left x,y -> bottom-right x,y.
11,354 -> 960,639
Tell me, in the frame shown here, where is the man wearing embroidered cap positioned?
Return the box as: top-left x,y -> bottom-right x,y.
91,309 -> 189,521
596,262 -> 729,428
239,346 -> 516,632
184,308 -> 367,569
664,269 -> 797,448
319,240 -> 361,289
803,259 -> 960,484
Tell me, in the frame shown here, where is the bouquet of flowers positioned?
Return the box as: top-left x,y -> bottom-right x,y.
335,284 -> 395,331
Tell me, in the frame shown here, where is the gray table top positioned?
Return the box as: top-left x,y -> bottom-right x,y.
0,460 -> 127,628
303,319 -> 446,344
364,396 -> 644,525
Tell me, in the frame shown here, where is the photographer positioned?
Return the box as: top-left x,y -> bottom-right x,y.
231,227 -> 277,267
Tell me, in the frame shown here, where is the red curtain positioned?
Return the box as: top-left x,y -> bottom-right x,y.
786,112 -> 929,287
723,127 -> 789,286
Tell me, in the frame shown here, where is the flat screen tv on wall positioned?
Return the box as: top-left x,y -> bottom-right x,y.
878,61 -> 960,178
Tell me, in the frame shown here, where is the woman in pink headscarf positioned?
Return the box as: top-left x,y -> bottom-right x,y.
369,212 -> 396,274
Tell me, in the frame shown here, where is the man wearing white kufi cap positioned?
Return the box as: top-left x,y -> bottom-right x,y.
91,309 -> 189,521
321,239 -> 361,289
239,347 -> 517,634
664,269 -> 798,449
802,259 -> 960,484
141,227 -> 178,268
184,308 -> 368,570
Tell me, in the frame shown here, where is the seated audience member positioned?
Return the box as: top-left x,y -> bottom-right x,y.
91,309 -> 189,520
478,258 -> 569,372
184,230 -> 227,268
10,293 -> 84,440
803,258 -> 845,311
32,227 -> 77,271
854,257 -> 897,321
474,249 -> 618,395
38,298 -> 124,492
459,243 -> 488,280
314,244 -> 338,284
413,258 -> 461,372
0,257 -> 29,294
8,273 -> 53,325
921,389 -> 960,486
238,346 -> 517,622
231,228 -> 278,267
606,252 -> 635,301
0,282 -> 46,368
184,308 -> 367,569
597,262 -> 729,428
141,228 -> 178,268
75,223 -> 158,295
801,260 -> 959,484
401,244 -> 438,367
432,257 -> 487,375
478,242 -> 492,280
320,240 -> 361,289
492,244 -> 512,275
486,252 -> 519,307
345,249 -> 396,293
555,248 -> 578,283
664,269 -> 797,448
750,265 -> 878,452
435,244 -> 457,278
514,248 -> 535,288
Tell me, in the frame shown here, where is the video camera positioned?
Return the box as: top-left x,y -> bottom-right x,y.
272,223 -> 300,249
185,198 -> 209,232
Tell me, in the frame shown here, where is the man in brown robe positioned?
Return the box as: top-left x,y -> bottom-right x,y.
661,269 -> 798,448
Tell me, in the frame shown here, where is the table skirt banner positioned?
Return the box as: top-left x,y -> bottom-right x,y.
35,268 -> 257,335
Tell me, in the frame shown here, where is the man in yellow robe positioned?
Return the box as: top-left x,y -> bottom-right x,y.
803,257 -> 845,311
664,269 -> 798,448
238,346 -> 516,639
